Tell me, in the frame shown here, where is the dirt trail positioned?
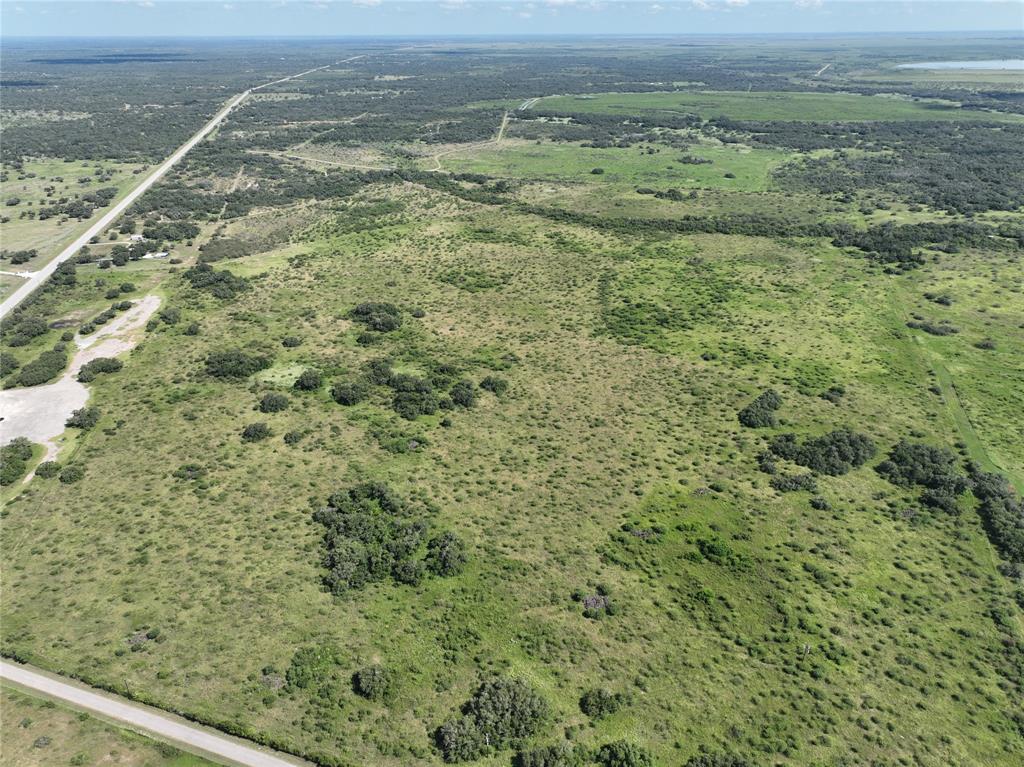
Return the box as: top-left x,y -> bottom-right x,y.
0,295 -> 160,465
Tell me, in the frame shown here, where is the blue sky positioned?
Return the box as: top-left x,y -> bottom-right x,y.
2,1 -> 1022,37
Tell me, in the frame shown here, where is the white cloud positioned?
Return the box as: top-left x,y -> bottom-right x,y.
726,0 -> 749,6
691,0 -> 712,9
352,0 -> 381,6
795,0 -> 824,8
136,0 -> 155,7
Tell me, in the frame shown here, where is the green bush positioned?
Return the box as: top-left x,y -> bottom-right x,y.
183,262 -> 248,299
205,350 -> 272,379
35,461 -> 61,479
331,381 -> 368,406
515,743 -> 580,767
579,688 -> 626,719
258,392 -> 290,413
293,368 -> 322,391
426,532 -> 467,576
596,741 -> 652,767
351,302 -> 402,332
77,356 -> 123,383
66,407 -> 100,430
438,678 -> 549,762
449,380 -> 477,408
59,465 -> 85,484
0,438 -> 34,486
0,351 -> 21,376
353,665 -> 395,702
241,422 -> 272,442
768,428 -> 876,476
737,389 -> 782,428
480,375 -> 508,395
15,349 -> 67,386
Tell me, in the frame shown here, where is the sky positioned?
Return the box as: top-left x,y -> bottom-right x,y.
1,0 -> 1022,37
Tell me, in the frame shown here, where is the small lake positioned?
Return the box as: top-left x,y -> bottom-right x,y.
898,59 -> 1024,71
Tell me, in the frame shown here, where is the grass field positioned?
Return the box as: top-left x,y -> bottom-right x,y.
532,90 -> 1024,122
2,179 -> 1021,766
433,139 -> 789,191
0,686 -> 216,767
0,158 -> 145,271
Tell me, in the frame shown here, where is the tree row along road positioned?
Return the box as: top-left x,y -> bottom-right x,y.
0,660 -> 310,767
0,55 -> 364,321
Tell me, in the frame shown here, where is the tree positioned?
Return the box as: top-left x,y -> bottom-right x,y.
241,422 -> 272,442
205,350 -> 271,379
258,392 -> 290,413
331,380 -> 368,406
353,665 -> 395,702
294,368 -> 322,391
426,532 -> 467,576
596,742 -> 652,767
737,389 -> 782,428
66,407 -> 100,430
449,380 -> 477,408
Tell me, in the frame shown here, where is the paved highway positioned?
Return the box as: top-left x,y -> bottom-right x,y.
0,55 -> 364,320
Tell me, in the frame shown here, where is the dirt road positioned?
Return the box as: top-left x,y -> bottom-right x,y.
0,660 -> 309,767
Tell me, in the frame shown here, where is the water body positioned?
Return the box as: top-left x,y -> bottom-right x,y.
898,60 -> 1024,71
0,296 -> 160,463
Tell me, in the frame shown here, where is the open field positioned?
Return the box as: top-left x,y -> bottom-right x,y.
0,158 -> 145,271
530,90 -> 1024,122
1,35 -> 1022,767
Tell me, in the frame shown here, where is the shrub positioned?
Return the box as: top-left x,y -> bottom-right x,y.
479,375 -> 509,395
970,467 -> 1024,565
286,645 -> 340,690
436,716 -> 489,763
293,368 -> 322,391
393,390 -> 440,420
35,461 -> 61,479
14,349 -> 67,386
66,407 -> 100,430
768,428 -> 876,476
875,440 -> 965,493
183,262 -> 248,298
737,389 -> 782,428
0,438 -> 34,486
171,464 -> 206,480
449,380 -> 477,408
241,422 -> 272,442
596,741 -> 652,767
770,473 -> 818,493
466,677 -> 549,746
281,336 -> 302,347
351,302 -> 402,332
684,754 -> 754,767
331,381 -> 368,406
515,744 -> 580,767
159,307 -> 181,325
258,392 -> 290,413
364,357 -> 394,385
4,315 -> 48,347
59,465 -> 85,484
0,352 -> 20,376
579,688 -> 626,719
284,430 -> 304,445
77,356 -> 123,383
205,349 -> 271,378
353,665 -> 395,702
426,532 -> 467,576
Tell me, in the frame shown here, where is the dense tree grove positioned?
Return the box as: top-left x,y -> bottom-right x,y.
0,438 -> 35,486
184,262 -> 249,299
768,428 -> 876,476
350,302 -> 403,333
596,741 -> 653,767
579,688 -> 628,720
311,482 -> 466,596
205,349 -> 272,378
737,389 -> 783,428
65,407 -> 100,430
77,356 -> 123,382
12,348 -> 67,387
352,665 -> 395,702
876,440 -> 969,514
969,467 -> 1024,567
436,678 -> 549,763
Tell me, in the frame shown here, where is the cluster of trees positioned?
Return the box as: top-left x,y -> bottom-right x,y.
0,438 -> 35,485
142,220 -> 199,243
77,356 -> 122,382
906,319 -> 959,336
876,440 -> 968,514
351,301 -> 403,333
241,422 -> 272,443
579,688 -> 628,720
737,389 -> 783,428
36,186 -> 116,221
80,300 -> 133,335
312,482 -> 467,595
66,406 -> 100,430
768,428 -> 876,476
205,349 -> 272,378
969,466 -> 1024,568
436,678 -> 549,763
2,315 -> 49,347
352,664 -> 395,702
2,249 -> 38,265
184,263 -> 248,299
34,461 -> 84,484
10,347 -> 66,387
330,357 -> 483,421
258,392 -> 289,413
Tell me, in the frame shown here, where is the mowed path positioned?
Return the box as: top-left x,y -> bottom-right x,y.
0,661 -> 310,767
0,55 -> 364,321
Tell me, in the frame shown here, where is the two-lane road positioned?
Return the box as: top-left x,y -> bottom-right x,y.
1,660 -> 309,767
0,55 -> 364,321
